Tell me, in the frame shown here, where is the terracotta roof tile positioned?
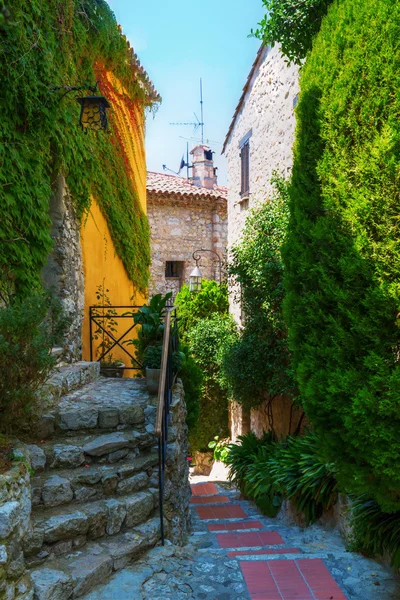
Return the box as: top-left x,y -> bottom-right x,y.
147,172 -> 227,200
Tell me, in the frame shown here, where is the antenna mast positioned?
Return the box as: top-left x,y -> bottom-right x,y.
169,78 -> 205,142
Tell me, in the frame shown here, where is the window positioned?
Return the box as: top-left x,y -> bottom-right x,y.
165,261 -> 184,278
240,141 -> 250,198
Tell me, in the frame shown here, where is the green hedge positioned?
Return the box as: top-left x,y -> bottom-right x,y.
283,0 -> 400,511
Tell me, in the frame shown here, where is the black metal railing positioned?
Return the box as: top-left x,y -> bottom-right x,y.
155,307 -> 178,545
89,305 -> 143,371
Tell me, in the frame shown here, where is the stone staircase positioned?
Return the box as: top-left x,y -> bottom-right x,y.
22,363 -> 191,600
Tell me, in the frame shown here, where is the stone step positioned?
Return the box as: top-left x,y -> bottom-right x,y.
46,378 -> 155,436
27,428 -> 157,473
31,451 -> 159,509
29,516 -> 161,599
25,491 -> 158,566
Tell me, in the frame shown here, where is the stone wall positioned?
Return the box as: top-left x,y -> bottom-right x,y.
0,446 -> 33,600
224,44 -> 299,324
147,194 -> 227,298
250,396 -> 306,440
42,174 -> 84,363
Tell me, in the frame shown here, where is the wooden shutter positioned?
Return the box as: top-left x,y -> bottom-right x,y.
240,142 -> 250,196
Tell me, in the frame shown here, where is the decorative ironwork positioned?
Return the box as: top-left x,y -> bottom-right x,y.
89,305 -> 143,371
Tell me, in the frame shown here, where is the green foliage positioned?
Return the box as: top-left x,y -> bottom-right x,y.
253,0 -> 333,64
0,0 -> 154,294
208,436 -> 230,464
187,314 -> 237,453
226,431 -> 338,524
350,497 -> 400,569
283,0 -> 400,511
178,343 -> 203,432
0,293 -> 65,431
125,293 -> 172,365
175,280 -> 229,343
269,433 -> 338,525
223,178 -> 297,410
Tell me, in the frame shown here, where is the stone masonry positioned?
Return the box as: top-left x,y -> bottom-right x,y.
0,363 -> 191,599
42,174 -> 84,363
147,147 -> 227,299
223,44 -> 299,439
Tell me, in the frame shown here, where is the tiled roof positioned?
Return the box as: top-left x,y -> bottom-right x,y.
147,172 -> 227,200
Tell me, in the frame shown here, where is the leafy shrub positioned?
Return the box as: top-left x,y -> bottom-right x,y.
283,0 -> 400,511
175,280 -> 229,343
0,293 -> 65,431
222,178 -> 297,411
350,497 -> 400,569
178,343 -> 203,432
252,0 -> 333,64
226,431 -> 338,524
208,436 -> 230,464
269,433 -> 338,525
187,314 -> 238,453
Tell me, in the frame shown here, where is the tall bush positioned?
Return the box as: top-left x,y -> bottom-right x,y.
283,0 -> 400,511
222,178 -> 298,412
188,314 -> 238,453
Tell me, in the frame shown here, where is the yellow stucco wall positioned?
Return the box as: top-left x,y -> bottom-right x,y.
81,70 -> 148,373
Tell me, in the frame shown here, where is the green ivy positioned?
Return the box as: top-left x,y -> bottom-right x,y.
283,0 -> 400,511
0,0 -> 155,295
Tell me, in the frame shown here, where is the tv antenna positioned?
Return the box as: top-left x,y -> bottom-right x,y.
170,78 -> 204,144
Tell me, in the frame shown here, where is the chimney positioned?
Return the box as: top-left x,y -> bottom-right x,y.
190,145 -> 217,189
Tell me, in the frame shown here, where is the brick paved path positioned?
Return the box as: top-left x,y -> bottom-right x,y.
83,478 -> 400,599
191,481 -> 347,600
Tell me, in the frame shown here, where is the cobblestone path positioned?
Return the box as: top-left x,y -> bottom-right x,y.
83,478 -> 400,599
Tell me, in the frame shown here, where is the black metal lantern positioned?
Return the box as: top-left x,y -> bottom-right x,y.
76,95 -> 110,132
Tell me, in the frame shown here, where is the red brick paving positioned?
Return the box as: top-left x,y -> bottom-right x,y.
228,548 -> 300,557
190,495 -> 230,505
216,530 -> 284,549
192,485 -> 348,600
196,505 -> 247,520
190,483 -> 218,496
208,520 -> 263,532
240,559 -> 348,600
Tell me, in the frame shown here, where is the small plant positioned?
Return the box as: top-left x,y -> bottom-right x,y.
208,436 -> 230,463
143,345 -> 163,369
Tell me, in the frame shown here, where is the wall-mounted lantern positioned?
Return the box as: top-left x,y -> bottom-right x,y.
52,82 -> 110,132
189,248 -> 222,293
76,94 -> 110,132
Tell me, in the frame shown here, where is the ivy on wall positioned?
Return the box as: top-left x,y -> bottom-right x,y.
283,0 -> 400,512
0,0 -> 157,295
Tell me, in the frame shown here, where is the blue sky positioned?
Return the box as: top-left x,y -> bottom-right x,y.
106,0 -> 263,185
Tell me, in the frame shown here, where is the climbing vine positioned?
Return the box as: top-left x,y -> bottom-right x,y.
0,0 -> 158,295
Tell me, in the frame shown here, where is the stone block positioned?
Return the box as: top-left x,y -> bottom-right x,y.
52,540 -> 72,557
101,473 -> 118,496
26,445 -> 46,472
35,416 -> 55,440
42,476 -> 73,508
42,512 -> 88,543
107,449 -> 129,463
84,504 -> 107,540
31,487 -> 42,506
117,472 -> 148,496
119,406 -> 145,426
51,445 -> 85,469
98,409 -> 119,429
0,501 -> 20,538
124,492 -> 154,528
104,499 -> 126,535
101,532 -> 144,571
73,469 -> 101,487
23,530 -> 44,557
74,487 -> 98,503
0,545 -> 7,564
67,551 -> 112,597
58,409 -> 98,431
30,568 -> 72,600
82,433 -> 134,457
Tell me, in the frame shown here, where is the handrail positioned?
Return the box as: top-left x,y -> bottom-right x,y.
155,306 -> 177,545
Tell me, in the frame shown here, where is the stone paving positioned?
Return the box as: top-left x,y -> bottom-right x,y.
82,475 -> 400,600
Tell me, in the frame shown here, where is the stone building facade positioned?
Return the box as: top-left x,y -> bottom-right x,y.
223,44 -> 300,439
147,146 -> 228,299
